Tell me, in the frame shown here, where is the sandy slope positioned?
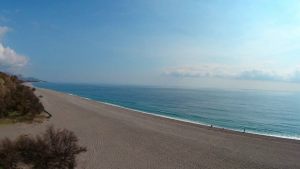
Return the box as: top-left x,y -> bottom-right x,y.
1,88 -> 300,169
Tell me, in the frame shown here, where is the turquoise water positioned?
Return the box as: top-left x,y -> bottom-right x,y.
35,83 -> 300,140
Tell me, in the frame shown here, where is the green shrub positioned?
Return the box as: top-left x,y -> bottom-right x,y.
0,72 -> 44,119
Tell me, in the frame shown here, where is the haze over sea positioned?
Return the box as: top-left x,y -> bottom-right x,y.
35,83 -> 300,140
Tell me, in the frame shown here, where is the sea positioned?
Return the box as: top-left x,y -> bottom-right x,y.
35,82 -> 300,140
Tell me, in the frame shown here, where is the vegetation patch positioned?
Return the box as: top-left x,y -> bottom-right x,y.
0,72 -> 45,121
0,126 -> 87,169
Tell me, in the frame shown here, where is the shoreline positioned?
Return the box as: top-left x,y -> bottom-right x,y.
58,88 -> 300,145
1,87 -> 300,168
66,89 -> 300,141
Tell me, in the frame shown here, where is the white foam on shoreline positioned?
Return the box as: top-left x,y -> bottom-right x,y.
66,92 -> 300,140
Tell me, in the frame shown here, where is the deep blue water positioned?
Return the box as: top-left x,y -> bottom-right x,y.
35,83 -> 300,139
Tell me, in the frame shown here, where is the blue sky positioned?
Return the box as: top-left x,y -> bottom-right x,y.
1,0 -> 300,91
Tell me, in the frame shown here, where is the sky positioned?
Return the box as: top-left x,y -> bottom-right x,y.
1,0 -> 300,91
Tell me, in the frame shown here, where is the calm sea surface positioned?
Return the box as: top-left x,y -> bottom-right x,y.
35,83 -> 300,139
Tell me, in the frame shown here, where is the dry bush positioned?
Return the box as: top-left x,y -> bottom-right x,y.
0,126 -> 87,169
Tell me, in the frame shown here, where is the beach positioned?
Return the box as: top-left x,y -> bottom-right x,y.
1,88 -> 300,169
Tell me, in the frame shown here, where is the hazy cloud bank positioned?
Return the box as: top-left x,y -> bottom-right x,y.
164,65 -> 300,83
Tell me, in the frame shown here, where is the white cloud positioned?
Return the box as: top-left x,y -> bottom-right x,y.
0,26 -> 9,38
0,43 -> 28,69
164,64 -> 300,83
0,26 -> 28,70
